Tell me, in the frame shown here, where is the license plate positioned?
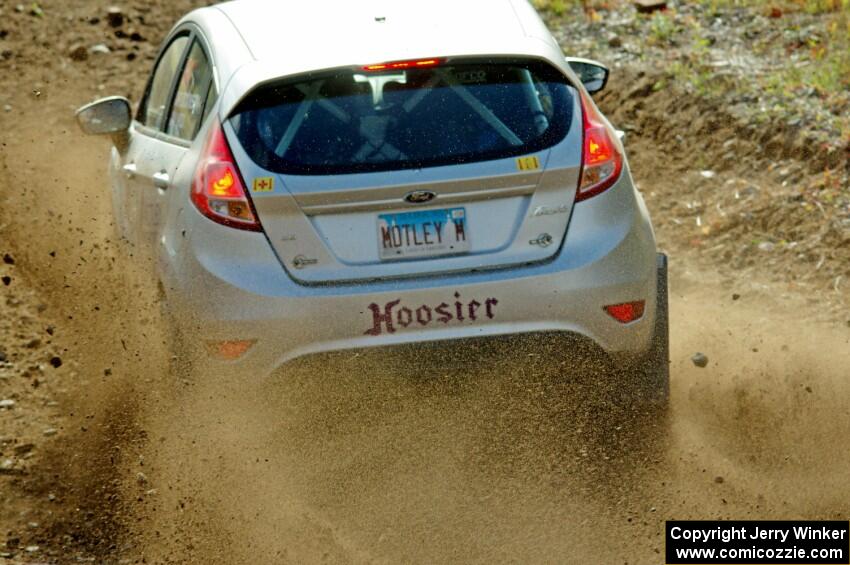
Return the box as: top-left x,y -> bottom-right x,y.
378,207 -> 470,260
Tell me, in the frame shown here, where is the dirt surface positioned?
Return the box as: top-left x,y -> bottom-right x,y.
1,1 -> 849,564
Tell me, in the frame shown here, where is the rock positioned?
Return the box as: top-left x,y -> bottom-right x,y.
89,43 -> 111,55
13,443 -> 34,456
136,471 -> 148,485
732,293 -> 741,300
714,476 -> 725,483
106,6 -> 124,28
700,170 -> 717,179
2,105 -> 11,112
2,254 -> 13,265
69,44 -> 88,61
49,356 -> 62,368
758,241 -> 776,252
24,546 -> 39,553
42,428 -> 57,437
25,339 -> 41,349
0,399 -> 15,409
608,34 -> 623,48
634,0 -> 667,13
691,352 -> 709,368
0,459 -> 24,475
1,276 -> 10,286
0,350 -> 6,362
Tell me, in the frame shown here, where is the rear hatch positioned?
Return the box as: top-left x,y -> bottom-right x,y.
227,57 -> 583,284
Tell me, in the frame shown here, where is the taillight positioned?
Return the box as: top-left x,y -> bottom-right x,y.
576,92 -> 623,202
190,120 -> 262,232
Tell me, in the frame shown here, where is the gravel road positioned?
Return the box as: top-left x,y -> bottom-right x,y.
1,2 -> 848,563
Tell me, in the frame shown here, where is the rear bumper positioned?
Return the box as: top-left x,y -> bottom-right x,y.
159,173 -> 658,377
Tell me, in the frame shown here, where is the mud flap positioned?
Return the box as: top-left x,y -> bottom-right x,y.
646,252 -> 670,401
611,253 -> 670,409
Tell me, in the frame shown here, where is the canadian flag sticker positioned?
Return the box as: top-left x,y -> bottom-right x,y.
252,177 -> 274,193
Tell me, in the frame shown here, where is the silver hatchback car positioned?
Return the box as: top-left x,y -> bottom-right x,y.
76,0 -> 668,398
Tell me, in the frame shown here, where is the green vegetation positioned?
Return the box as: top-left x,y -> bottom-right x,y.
648,12 -> 678,44
533,0 -> 849,141
531,0 -> 573,16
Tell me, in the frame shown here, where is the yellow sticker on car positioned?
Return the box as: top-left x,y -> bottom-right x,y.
516,156 -> 540,171
252,177 -> 274,192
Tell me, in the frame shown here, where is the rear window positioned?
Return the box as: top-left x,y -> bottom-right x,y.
230,59 -> 575,175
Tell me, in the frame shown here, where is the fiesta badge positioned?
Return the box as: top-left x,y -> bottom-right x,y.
404,190 -> 436,204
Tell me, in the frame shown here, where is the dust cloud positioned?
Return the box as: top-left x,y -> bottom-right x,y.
116,281 -> 850,564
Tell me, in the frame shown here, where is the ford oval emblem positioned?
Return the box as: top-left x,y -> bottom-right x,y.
404,190 -> 437,204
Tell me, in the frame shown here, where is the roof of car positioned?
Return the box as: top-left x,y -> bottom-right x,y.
214,0 -> 534,63
198,0 -> 568,117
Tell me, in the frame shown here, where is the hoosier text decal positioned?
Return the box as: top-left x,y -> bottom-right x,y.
364,292 -> 499,336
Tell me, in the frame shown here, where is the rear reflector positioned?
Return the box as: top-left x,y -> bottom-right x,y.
604,301 -> 645,324
363,58 -> 444,71
205,340 -> 256,360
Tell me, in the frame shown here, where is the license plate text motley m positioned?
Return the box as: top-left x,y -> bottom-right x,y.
364,292 -> 499,336
377,207 -> 470,260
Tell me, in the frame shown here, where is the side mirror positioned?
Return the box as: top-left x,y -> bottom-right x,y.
565,57 -> 610,95
76,96 -> 131,151
76,96 -> 132,135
